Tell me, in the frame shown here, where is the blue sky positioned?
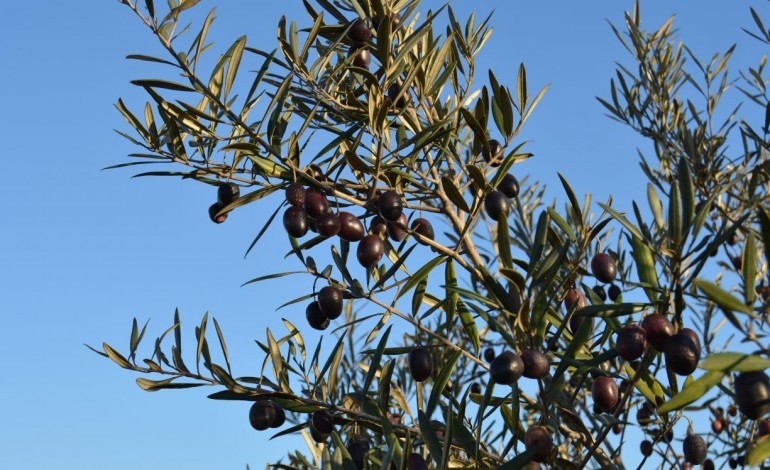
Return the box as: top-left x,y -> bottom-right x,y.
0,1 -> 765,468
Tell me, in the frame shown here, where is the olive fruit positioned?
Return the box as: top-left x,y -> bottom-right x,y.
591,253 -> 617,283
283,206 -> 309,238
378,190 -> 403,222
306,164 -> 326,181
304,192 -> 330,218
406,453 -> 428,470
641,313 -> 674,351
636,403 -> 653,426
209,202 -> 228,224
521,349 -> 549,379
711,418 -> 724,434
683,434 -> 707,465
318,286 -> 344,320
525,425 -> 553,463
309,422 -> 329,442
569,313 -> 594,337
316,212 -> 341,237
249,400 -> 276,431
373,13 -> 402,31
664,331 -> 700,376
217,182 -> 240,206
387,213 -> 408,242
612,423 -> 623,435
470,382 -> 482,394
411,218 -> 435,244
338,212 -> 365,241
564,287 -> 587,312
616,323 -> 647,361
490,351 -> 524,385
608,283 -> 621,301
348,45 -> 371,69
593,285 -> 607,302
306,302 -> 330,331
640,440 -> 653,456
759,419 -> 770,436
734,371 -> 770,419
387,83 -> 408,108
285,183 -> 306,207
484,348 -> 496,363
703,459 -> 715,470
408,347 -> 433,382
369,215 -> 388,236
729,457 -> 738,469
728,404 -> 737,416
481,139 -> 504,166
346,439 -> 370,470
484,190 -> 510,221
681,328 -> 702,356
347,18 -> 372,43
270,404 -> 286,428
312,409 -> 334,435
498,174 -> 520,198
357,235 -> 384,268
592,376 -> 619,412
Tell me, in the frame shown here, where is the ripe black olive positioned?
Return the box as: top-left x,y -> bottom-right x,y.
316,212 -> 341,237
525,425 -> 553,463
347,18 -> 372,43
591,253 -> 617,284
498,174 -> 520,198
408,347 -> 433,382
490,351 -> 524,385
484,190 -> 510,221
411,218 -> 435,244
481,139 -> 504,166
592,376 -> 619,412
249,400 -> 276,431
641,313 -> 674,351
306,302 -> 330,331
735,371 -> 770,419
682,434 -> 707,465
664,331 -> 700,376
318,286 -> 343,320
208,202 -> 228,224
338,211 -> 365,241
521,349 -> 549,379
616,323 -> 647,361
217,182 -> 240,206
357,235 -> 384,268
378,190 -> 403,222
285,182 -> 306,207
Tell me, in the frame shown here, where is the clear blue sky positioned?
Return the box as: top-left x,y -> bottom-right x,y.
0,1 -> 764,468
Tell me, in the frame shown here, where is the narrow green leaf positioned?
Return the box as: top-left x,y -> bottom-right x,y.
630,235 -> 659,302
136,377 -> 205,392
598,203 -> 643,240
759,207 -> 770,266
418,411 -> 444,465
743,232 -> 757,305
557,173 -> 583,228
699,352 -> 770,373
576,302 -> 648,318
427,350 -> 462,418
457,299 -> 480,353
395,255 -> 446,300
131,79 -> 196,92
441,176 -> 470,213
647,183 -> 665,229
103,343 -> 132,369
658,371 -> 725,413
748,435 -> 770,466
668,183 -> 682,246
362,325 -> 392,398
678,159 -> 694,229
694,279 -> 754,315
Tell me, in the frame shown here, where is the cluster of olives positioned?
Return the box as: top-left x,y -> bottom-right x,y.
248,399 -> 286,430
305,286 -> 344,331
208,182 -> 240,223
345,13 -> 402,71
283,178 -> 434,271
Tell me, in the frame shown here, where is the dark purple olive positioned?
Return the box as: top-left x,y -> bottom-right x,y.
683,434 -> 707,465
411,218 -> 434,244
612,423 -> 623,435
406,452 -> 428,470
408,347 -> 433,382
616,324 -> 647,361
270,404 -> 285,428
249,400 -> 276,431
498,174 -> 520,198
217,182 -> 240,206
484,347 -> 496,363
304,192 -> 330,218
521,349 -> 549,379
681,328 -> 702,356
312,409 -> 334,435
338,212 -> 365,241
592,376 -> 619,411
640,440 -> 653,456
524,425 -> 553,463
318,286 -> 343,320
306,302 -> 330,330
484,190 -> 509,221
703,459 -> 715,470
348,45 -> 371,69
285,182 -> 306,207
735,371 -> 770,419
357,235 -> 384,268
759,419 -> 770,436
564,287 -> 587,311
306,164 -> 326,181
378,190 -> 403,222
347,18 -> 372,43
283,206 -> 309,238
346,439 -> 370,470
316,212 -> 341,237
209,202 -> 228,224
309,421 -> 329,442
387,213 -> 408,242
664,331 -> 700,376
470,382 -> 482,394
593,285 -> 607,301
369,215 -> 388,236
641,313 -> 674,351
608,283 -> 621,301
481,139 -> 504,166
387,83 -> 408,108
636,403 -> 653,426
490,351 -> 524,385
591,253 -> 617,284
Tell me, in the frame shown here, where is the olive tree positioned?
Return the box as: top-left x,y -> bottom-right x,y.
97,0 -> 770,468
